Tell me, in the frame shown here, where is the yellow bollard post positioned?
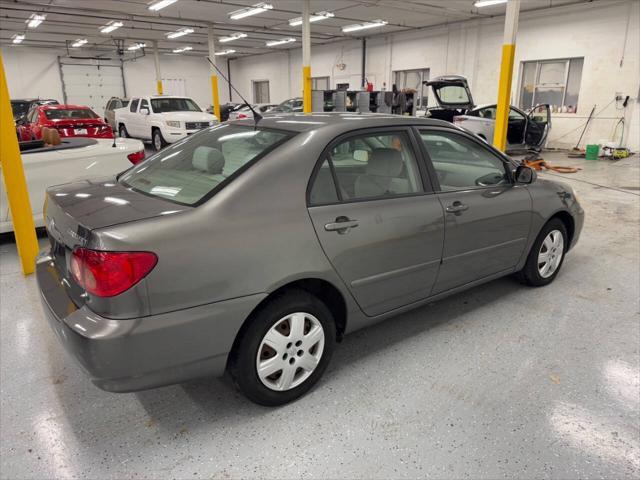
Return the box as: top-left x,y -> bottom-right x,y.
0,51 -> 39,275
492,0 -> 520,151
211,75 -> 221,121
302,0 -> 312,113
153,41 -> 163,95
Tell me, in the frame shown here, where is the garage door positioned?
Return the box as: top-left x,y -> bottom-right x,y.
59,62 -> 125,115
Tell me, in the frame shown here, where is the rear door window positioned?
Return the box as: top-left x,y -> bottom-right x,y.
130,99 -> 140,112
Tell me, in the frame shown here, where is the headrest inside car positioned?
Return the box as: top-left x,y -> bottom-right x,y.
192,146 -> 225,174
367,148 -> 404,177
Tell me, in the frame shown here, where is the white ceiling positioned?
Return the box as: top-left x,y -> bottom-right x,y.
0,0 -> 590,58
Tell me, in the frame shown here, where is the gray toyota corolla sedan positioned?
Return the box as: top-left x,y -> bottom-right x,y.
37,113 -> 584,405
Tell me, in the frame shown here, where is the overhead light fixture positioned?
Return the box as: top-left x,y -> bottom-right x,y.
265,37 -> 296,47
71,38 -> 88,48
219,32 -> 247,43
342,19 -> 388,33
166,27 -> 194,39
215,49 -> 236,56
11,34 -> 25,44
148,0 -> 178,11
229,2 -> 273,20
172,46 -> 193,53
128,42 -> 146,51
473,0 -> 507,6
100,21 -> 123,33
26,13 -> 46,28
288,11 -> 334,27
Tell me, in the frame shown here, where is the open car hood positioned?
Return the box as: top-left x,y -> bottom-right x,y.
424,75 -> 475,110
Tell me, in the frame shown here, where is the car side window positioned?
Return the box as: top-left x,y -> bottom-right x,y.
309,159 -> 340,205
28,108 -> 39,123
140,99 -> 149,111
130,99 -> 140,112
419,130 -> 510,191
321,131 -> 423,201
479,107 -> 496,119
509,108 -> 525,121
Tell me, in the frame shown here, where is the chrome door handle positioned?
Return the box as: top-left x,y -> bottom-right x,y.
324,216 -> 359,234
446,202 -> 469,214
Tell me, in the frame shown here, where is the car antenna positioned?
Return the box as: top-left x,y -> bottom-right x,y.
205,56 -> 262,129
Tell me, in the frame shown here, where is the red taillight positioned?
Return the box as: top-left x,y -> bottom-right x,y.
71,248 -> 157,297
127,150 -> 145,165
238,113 -> 248,119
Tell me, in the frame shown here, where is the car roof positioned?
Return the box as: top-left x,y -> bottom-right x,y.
40,104 -> 93,110
231,112 -> 461,134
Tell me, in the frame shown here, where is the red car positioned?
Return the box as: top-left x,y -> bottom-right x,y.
17,104 -> 114,141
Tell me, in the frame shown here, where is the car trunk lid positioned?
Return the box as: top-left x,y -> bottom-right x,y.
424,75 -> 475,111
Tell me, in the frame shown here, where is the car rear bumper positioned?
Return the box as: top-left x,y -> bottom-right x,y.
36,252 -> 266,392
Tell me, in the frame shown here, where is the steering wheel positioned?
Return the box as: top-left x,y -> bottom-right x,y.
475,172 -> 506,187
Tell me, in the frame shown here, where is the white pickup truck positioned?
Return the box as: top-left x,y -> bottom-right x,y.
115,95 -> 217,151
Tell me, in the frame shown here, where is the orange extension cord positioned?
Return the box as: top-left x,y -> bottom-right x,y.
523,159 -> 581,174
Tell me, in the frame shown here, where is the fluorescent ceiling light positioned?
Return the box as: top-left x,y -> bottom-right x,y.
172,46 -> 193,53
26,13 -> 46,28
265,37 -> 296,47
229,2 -> 273,20
11,34 -> 25,44
100,21 -> 123,33
342,19 -> 388,33
148,0 -> 178,11
473,0 -> 507,6
71,38 -> 88,48
214,49 -> 236,56
219,32 -> 247,43
166,27 -> 194,39
128,42 -> 146,51
288,11 -> 334,27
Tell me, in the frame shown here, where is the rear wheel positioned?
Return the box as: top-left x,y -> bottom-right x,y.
230,290 -> 335,406
118,124 -> 128,138
517,218 -> 568,286
152,128 -> 166,152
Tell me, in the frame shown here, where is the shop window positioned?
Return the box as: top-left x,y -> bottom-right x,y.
252,80 -> 270,103
519,58 -> 583,113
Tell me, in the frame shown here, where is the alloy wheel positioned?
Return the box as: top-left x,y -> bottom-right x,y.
538,229 -> 564,278
256,312 -> 325,391
154,133 -> 162,151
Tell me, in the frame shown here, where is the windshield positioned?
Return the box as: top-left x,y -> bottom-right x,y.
120,125 -> 293,206
11,102 -> 30,117
435,85 -> 471,105
150,98 -> 201,113
44,108 -> 99,120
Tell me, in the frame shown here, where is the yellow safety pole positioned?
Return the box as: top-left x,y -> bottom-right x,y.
153,41 -> 163,94
0,51 -> 39,275
302,0 -> 312,113
208,26 -> 221,121
493,0 -> 520,151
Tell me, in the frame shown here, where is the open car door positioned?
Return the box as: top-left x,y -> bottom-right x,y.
524,104 -> 551,149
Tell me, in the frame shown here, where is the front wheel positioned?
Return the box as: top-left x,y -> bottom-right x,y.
152,128 -> 166,152
517,219 -> 568,286
230,290 -> 336,406
118,124 -> 128,138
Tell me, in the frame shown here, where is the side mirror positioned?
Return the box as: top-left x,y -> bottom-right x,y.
515,165 -> 536,184
139,108 -> 150,115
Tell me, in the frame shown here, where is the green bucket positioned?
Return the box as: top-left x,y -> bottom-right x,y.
585,144 -> 599,160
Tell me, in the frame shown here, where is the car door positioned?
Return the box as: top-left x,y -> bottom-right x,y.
506,107 -> 528,147
307,128 -> 445,316
126,98 -> 140,136
417,128 -> 532,294
524,104 -> 551,148
137,98 -> 152,139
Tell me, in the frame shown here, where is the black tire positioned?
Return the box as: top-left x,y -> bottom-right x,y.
517,218 -> 568,287
230,289 -> 336,406
152,128 -> 166,151
118,124 -> 128,138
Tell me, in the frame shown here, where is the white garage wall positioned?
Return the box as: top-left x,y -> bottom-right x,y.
2,1 -> 638,149
1,47 -> 231,115
229,0 -> 639,150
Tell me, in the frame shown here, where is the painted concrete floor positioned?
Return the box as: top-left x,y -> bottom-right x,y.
1,151 -> 638,479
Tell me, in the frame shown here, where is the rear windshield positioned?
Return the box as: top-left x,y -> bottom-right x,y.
120,125 -> 293,206
151,98 -> 201,113
435,85 -> 471,105
44,109 -> 99,120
